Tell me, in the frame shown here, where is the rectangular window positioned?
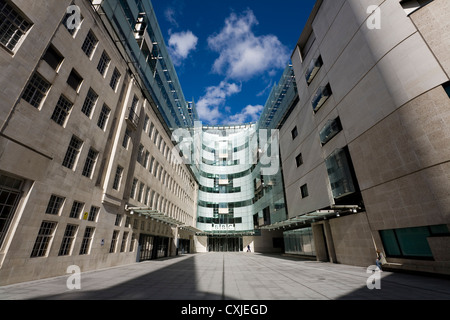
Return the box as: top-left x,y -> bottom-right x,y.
120,231 -> 129,252
51,95 -> 73,126
69,201 -> 84,219
296,153 -> 303,168
81,88 -> 98,118
0,0 -> 32,52
67,69 -> 83,91
46,195 -> 65,215
58,224 -> 78,256
291,126 -> 298,140
325,148 -> 356,199
305,55 -> 323,85
300,184 -> 309,198
63,136 -> 83,169
97,50 -> 110,76
0,174 -> 23,248
112,166 -> 123,190
138,182 -> 144,202
30,221 -> 57,257
380,225 -> 449,259
81,29 -> 98,58
115,214 -> 122,227
312,83 -> 332,113
130,178 -> 138,199
82,148 -> 99,178
87,206 -> 99,222
320,117 -> 343,146
42,45 -> 64,70
443,81 -> 450,98
22,73 -> 51,108
109,230 -> 119,253
137,144 -> 144,164
122,128 -> 131,149
110,67 -> 121,91
79,226 -> 94,255
97,104 -> 111,130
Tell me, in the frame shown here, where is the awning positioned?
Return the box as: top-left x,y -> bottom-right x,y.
125,205 -> 200,234
259,206 -> 360,231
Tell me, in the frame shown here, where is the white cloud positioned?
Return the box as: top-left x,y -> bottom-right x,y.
225,104 -> 264,125
164,7 -> 178,27
196,81 -> 242,124
207,9 -> 290,81
168,30 -> 198,66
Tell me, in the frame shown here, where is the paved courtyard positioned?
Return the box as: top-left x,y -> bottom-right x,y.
1,253 -> 450,301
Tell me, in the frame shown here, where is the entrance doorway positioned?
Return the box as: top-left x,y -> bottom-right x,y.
208,237 -> 243,252
138,234 -> 169,261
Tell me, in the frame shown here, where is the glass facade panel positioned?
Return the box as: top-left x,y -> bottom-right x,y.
284,228 -> 315,256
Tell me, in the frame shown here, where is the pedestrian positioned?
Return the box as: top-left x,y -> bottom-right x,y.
247,245 -> 251,252
375,249 -> 386,271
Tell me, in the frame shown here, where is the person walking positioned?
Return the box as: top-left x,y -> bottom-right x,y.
247,245 -> 251,252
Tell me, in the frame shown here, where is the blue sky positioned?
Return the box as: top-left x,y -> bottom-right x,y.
151,0 -> 317,125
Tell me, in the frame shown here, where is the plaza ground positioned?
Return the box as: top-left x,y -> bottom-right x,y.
1,252 -> 449,301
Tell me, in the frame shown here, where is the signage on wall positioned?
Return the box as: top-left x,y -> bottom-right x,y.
213,224 -> 235,231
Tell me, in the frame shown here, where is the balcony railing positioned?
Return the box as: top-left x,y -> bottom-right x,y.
126,107 -> 140,128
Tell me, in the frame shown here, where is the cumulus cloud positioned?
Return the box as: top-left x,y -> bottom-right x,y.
225,104 -> 264,125
207,9 -> 290,81
168,30 -> 198,66
196,81 -> 242,124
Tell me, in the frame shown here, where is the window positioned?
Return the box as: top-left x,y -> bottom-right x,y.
400,0 -> 434,15
82,148 -> 99,178
300,184 -> 309,198
58,224 -> 78,256
137,144 -> 144,164
67,69 -> 83,91
45,195 -> 65,215
97,104 -> 111,130
97,50 -> 110,76
115,214 -> 122,227
30,221 -> 57,257
79,226 -> 94,255
0,174 -> 23,248
63,135 -> 83,169
130,178 -> 138,199
126,95 -> 140,127
81,30 -> 98,58
0,0 -> 32,52
22,73 -> 51,108
120,232 -> 129,252
291,126 -> 298,140
138,182 -> 144,202
109,230 -> 119,253
312,83 -> 332,112
51,95 -> 73,126
69,201 -> 84,219
443,81 -> 450,98
122,128 -> 131,149
305,55 -> 323,85
110,67 -> 121,91
320,117 -> 343,146
325,148 -> 357,199
87,206 -> 99,222
380,225 -> 449,259
42,45 -> 64,70
112,166 -> 123,190
81,88 -> 98,118
295,153 -> 303,168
